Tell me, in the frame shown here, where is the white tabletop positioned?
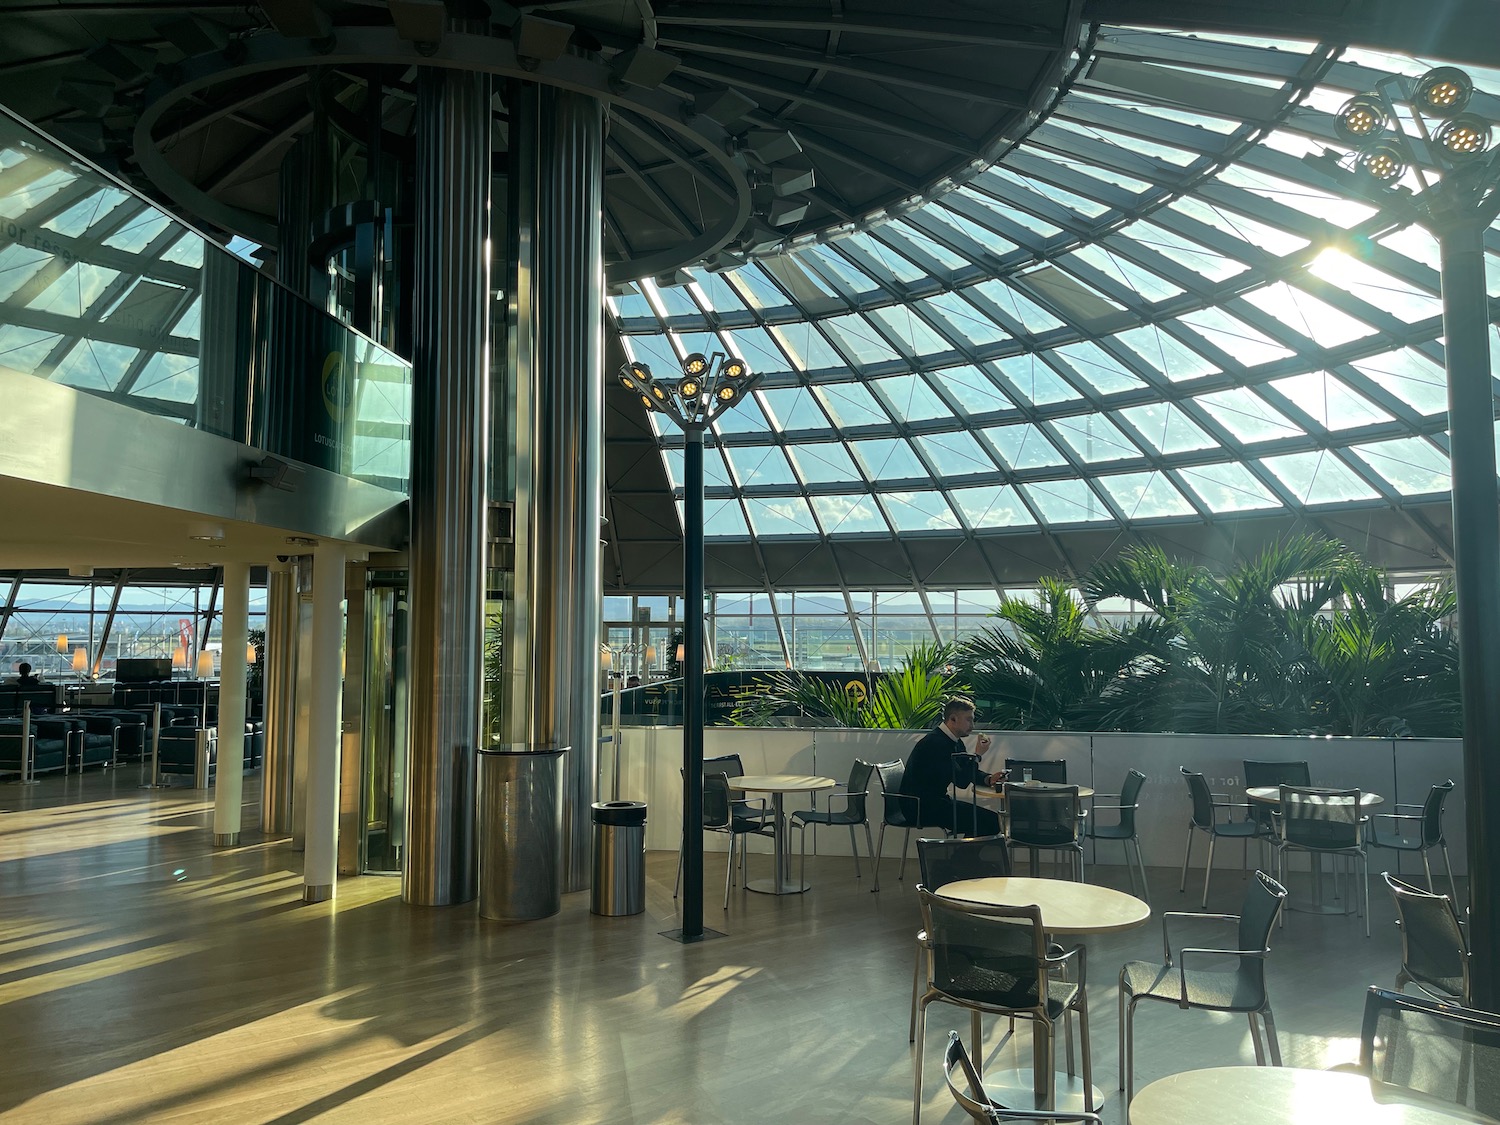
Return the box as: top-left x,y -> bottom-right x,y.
1246,786 -> 1384,809
1129,1066 -> 1484,1125
938,876 -> 1150,935
728,774 -> 836,794
972,783 -> 1096,800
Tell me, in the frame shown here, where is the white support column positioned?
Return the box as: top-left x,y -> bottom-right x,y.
304,542 -> 346,903
213,560 -> 250,846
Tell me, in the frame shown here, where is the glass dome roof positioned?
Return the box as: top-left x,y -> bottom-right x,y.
612,27 -> 1500,567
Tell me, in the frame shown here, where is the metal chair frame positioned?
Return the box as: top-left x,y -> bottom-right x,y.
1383,871 -> 1471,1005
1180,766 -> 1261,908
1358,985 -> 1500,1122
943,1031 -> 1103,1124
1004,783 -> 1086,881
791,758 -> 877,884
1118,869 -> 1287,1107
1275,784 -> 1371,937
1369,780 -> 1460,906
1087,768 -> 1149,903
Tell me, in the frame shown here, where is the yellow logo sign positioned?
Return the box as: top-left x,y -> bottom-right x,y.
844,679 -> 868,705
321,351 -> 354,422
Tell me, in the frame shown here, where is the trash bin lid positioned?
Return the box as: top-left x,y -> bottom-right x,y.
591,800 -> 647,826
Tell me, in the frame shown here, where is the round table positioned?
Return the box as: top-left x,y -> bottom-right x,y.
972,783 -> 1096,801
937,877 -> 1151,1111
1129,1065 -> 1480,1124
1246,785 -> 1383,810
727,774 -> 836,894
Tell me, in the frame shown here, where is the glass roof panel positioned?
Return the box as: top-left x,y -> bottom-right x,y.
609,286 -> 653,320
1194,387 -> 1304,443
851,438 -> 928,480
686,268 -> 749,314
1212,165 -> 1377,228
885,491 -> 962,532
985,423 -> 1068,469
725,445 -> 799,488
649,280 -> 700,318
883,222 -> 972,270
1349,349 -> 1449,416
724,327 -> 792,375
872,372 -> 949,422
1115,219 -> 1248,282
1167,196 -> 1308,258
745,496 -> 821,535
822,313 -> 902,365
760,385 -> 830,432
710,392 -> 773,435
1051,414 -> 1139,462
701,497 -> 750,536
974,279 -> 1066,333
1022,479 -> 1111,524
840,231 -> 927,282
1117,402 -> 1218,453
790,442 -> 862,485
1177,462 -> 1281,512
811,494 -> 889,534
42,186 -> 132,236
920,291 -> 1012,346
1099,471 -> 1198,518
771,322 -> 845,372
917,431 -> 998,477
1353,437 -> 1450,495
799,243 -> 880,293
949,484 -> 1036,528
100,208 -> 172,253
1051,341 -> 1148,395
1268,371 -> 1393,430
926,203 -> 1021,256
1063,243 -> 1185,302
1307,250 -> 1442,324
995,353 -> 1079,404
727,264 -> 794,312
1240,281 -> 1378,348
1113,325 -> 1219,382
662,448 -> 732,490
868,305 -> 956,356
817,381 -> 892,429
1176,306 -> 1296,366
930,364 -> 1006,417
1260,451 -> 1381,504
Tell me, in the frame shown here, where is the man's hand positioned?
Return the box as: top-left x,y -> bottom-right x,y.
987,770 -> 1007,786
974,733 -> 992,754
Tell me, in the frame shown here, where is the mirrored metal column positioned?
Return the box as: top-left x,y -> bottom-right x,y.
261,559 -> 297,837
404,63 -> 491,907
499,81 -> 605,894
212,559 -> 249,846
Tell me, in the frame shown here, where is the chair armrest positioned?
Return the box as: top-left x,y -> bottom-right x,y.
1159,911 -> 1240,963
1392,803 -> 1423,812
883,791 -> 921,821
1177,946 -> 1267,1006
1090,803 -> 1134,813
1375,811 -> 1421,822
1092,791 -> 1121,801
1045,941 -> 1086,981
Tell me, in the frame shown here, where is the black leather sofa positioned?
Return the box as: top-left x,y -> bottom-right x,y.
0,716 -> 70,775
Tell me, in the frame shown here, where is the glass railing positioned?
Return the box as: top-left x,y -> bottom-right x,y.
0,106 -> 411,493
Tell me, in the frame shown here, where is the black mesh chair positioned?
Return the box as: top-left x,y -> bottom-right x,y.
873,760 -> 952,892
1359,985 -> 1500,1120
1005,784 -> 1085,880
1276,785 -> 1370,937
1180,766 -> 1262,908
1369,780 -> 1460,906
913,887 -> 1092,1124
909,836 -> 1014,1042
791,758 -> 877,884
1005,758 -> 1067,784
943,1031 -> 1103,1124
1118,869 -> 1287,1107
673,756 -> 775,909
1087,769 -> 1149,903
1242,759 -> 1310,853
1383,872 -> 1470,1005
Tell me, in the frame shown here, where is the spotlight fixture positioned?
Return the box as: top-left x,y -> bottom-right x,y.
389,0 -> 445,47
609,45 -> 680,90
682,353 -> 708,376
1356,141 -> 1407,184
1414,66 -> 1473,118
1333,94 -> 1388,143
1435,114 -> 1492,159
692,87 -> 758,126
514,14 -> 572,63
621,350 -> 755,429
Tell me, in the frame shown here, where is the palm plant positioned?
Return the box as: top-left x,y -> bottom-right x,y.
728,640 -> 962,728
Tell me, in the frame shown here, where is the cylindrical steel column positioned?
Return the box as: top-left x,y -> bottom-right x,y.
681,426 -> 706,939
261,559 -> 297,837
503,82 -> 605,895
304,542 -> 346,902
1439,224 -> 1500,1011
212,560 -> 250,846
404,63 -> 491,907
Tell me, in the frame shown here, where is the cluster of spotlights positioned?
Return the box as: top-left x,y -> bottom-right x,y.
1333,66 -> 1492,187
619,352 -> 756,427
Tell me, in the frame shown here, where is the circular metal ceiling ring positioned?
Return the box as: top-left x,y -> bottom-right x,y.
132,26 -> 752,282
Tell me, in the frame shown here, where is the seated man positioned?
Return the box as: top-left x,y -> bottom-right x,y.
901,696 -> 1004,837
8,662 -> 43,687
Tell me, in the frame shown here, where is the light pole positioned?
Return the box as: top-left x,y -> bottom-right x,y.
620,350 -> 756,943
1311,67 -> 1500,1010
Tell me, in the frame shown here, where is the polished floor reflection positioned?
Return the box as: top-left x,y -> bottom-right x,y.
0,769 -> 1425,1123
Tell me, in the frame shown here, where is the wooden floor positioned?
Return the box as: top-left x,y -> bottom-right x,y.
0,767 -> 1429,1124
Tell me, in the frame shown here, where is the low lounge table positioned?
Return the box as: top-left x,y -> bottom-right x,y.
1129,1065 -> 1483,1124
728,774 -> 835,895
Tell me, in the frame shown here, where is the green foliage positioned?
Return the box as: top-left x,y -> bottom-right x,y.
729,641 -> 963,728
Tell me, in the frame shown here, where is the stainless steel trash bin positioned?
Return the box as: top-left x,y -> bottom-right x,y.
590,800 -> 647,916
478,744 -> 568,922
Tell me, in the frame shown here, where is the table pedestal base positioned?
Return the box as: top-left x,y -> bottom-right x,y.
746,878 -> 811,895
975,1068 -> 1098,1115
